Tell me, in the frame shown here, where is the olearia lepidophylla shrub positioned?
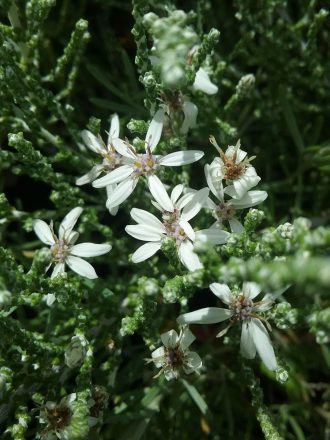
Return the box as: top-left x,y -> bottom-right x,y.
0,1 -> 329,439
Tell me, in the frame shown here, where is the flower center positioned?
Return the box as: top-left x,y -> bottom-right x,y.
102,149 -> 121,171
231,294 -> 254,320
162,209 -> 187,244
51,240 -> 70,262
222,155 -> 247,181
46,405 -> 71,430
165,345 -> 185,369
133,153 -> 158,176
215,202 -> 236,220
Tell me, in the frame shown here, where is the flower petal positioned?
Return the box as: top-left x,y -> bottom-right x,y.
131,242 -> 161,263
51,262 -> 65,278
92,165 -> 134,188
263,285 -> 290,302
159,150 -> 204,166
195,228 -> 230,245
250,318 -> 277,371
81,130 -> 104,154
228,218 -> 244,234
76,164 -> 103,186
33,219 -> 55,245
151,346 -> 165,368
66,256 -> 98,279
180,328 -> 196,350
70,243 -> 111,257
205,164 -> 223,200
243,282 -> 261,300
179,219 -> 195,241
178,240 -> 203,272
193,68 -> 218,95
147,174 -> 174,212
106,178 -> 138,208
209,283 -> 232,304
183,351 -> 202,373
177,307 -> 233,325
125,224 -> 163,241
180,100 -> 198,134
145,108 -> 164,152
231,190 -> 268,209
161,329 -> 179,348
240,321 -> 256,359
59,207 -> 83,240
171,184 -> 184,204
112,138 -> 136,159
108,113 -> 120,142
130,208 -> 165,231
181,188 -> 209,221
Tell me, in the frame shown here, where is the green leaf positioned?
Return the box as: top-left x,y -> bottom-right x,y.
181,379 -> 208,415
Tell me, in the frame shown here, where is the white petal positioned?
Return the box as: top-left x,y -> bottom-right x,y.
209,283 -> 232,304
180,328 -> 196,350
193,68 -> 218,95
184,351 -> 202,373
178,240 -> 203,272
231,190 -> 268,209
130,208 -> 165,231
250,318 -> 277,371
108,113 -> 120,142
112,138 -> 136,159
164,369 -> 177,381
180,100 -> 198,134
179,219 -> 195,241
195,228 -> 230,245
106,178 -> 138,208
181,188 -> 209,221
33,219 -> 55,245
228,218 -> 244,234
66,256 -> 98,279
159,150 -> 204,166
225,144 -> 247,164
263,285 -> 290,301
161,329 -> 179,348
240,321 -> 256,359
171,184 -> 184,204
131,242 -> 161,263
68,231 -> 79,245
151,346 -> 165,368
176,192 -> 196,210
177,307 -> 233,324
59,207 -> 83,240
108,205 -> 119,216
81,130 -> 104,154
145,108 -> 164,152
205,164 -> 224,200
243,282 -> 261,300
147,174 -> 174,212
106,183 -> 116,197
51,262 -> 65,278
92,165 -> 133,187
70,243 -> 111,257
45,293 -> 56,306
76,165 -> 103,186
125,225 -> 163,241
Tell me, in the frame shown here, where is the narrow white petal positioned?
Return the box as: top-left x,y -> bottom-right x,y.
181,188 -> 209,221
130,208 -> 165,231
112,138 -> 136,159
180,100 -> 198,134
81,130 -> 104,154
228,218 -> 244,234
184,351 -> 202,373
108,205 -> 119,216
108,113 -> 120,142
92,165 -> 133,188
180,328 -> 196,350
231,190 -> 268,209
106,178 -> 138,208
68,231 -> 79,245
161,329 -> 179,348
205,164 -> 223,200
125,225 -> 163,241
243,282 -> 261,300
179,219 -> 195,241
240,321 -> 256,359
171,184 -> 184,204
159,150 -> 204,166
76,165 -> 103,186
70,243 -> 111,257
164,369 -> 177,381
177,307 -> 233,324
145,108 -> 164,152
193,68 -> 218,95
66,256 -> 98,279
59,207 -> 83,240
250,318 -> 277,371
131,242 -> 161,263
178,240 -> 203,272
147,174 -> 174,212
176,192 -> 196,210
209,283 -> 232,304
151,346 -> 165,368
51,263 -> 65,278
195,228 -> 230,245
33,219 -> 55,245
106,183 -> 117,198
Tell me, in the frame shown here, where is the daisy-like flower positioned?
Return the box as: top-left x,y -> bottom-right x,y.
204,164 -> 268,233
76,114 -> 121,215
208,136 -> 260,199
91,109 -> 204,210
177,282 -> 289,371
33,207 -> 111,279
125,182 -> 229,271
147,328 -> 202,380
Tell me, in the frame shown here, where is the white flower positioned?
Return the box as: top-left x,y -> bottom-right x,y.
33,207 -> 111,279
208,137 -> 260,199
193,67 -> 218,95
149,328 -> 202,380
76,114 -> 121,215
125,182 -> 229,271
177,282 -> 289,371
204,164 -> 267,233
91,108 -> 204,209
